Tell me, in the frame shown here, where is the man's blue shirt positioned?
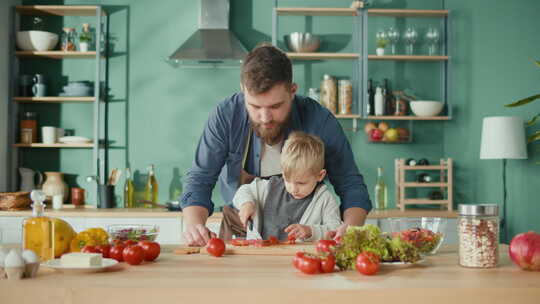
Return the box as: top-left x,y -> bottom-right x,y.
180,93 -> 372,216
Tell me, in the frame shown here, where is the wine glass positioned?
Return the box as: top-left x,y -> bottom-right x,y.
386,27 -> 400,55
425,27 -> 440,55
403,27 -> 418,55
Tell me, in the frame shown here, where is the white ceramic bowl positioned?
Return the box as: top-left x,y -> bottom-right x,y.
16,31 -> 59,51
410,101 -> 444,117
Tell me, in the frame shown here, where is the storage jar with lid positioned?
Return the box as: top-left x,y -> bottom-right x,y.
320,74 -> 337,114
338,79 -> 353,115
20,111 -> 37,144
458,204 -> 499,268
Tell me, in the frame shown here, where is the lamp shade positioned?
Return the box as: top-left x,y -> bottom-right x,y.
480,116 -> 528,159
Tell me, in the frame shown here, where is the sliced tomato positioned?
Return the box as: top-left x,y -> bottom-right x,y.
268,235 -> 279,245
230,239 -> 250,246
252,240 -> 271,247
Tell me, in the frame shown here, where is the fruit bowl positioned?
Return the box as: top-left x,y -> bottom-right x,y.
387,217 -> 446,255
16,31 -> 59,51
410,101 -> 444,117
107,224 -> 159,243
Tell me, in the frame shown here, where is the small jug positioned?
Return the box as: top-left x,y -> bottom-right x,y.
19,167 -> 43,192
42,172 -> 69,202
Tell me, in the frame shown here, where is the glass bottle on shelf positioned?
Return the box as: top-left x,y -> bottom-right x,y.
405,158 -> 417,166
61,27 -> 77,51
367,78 -> 375,116
374,86 -> 384,116
418,158 -> 430,166
144,164 -> 158,208
124,167 -> 135,208
416,173 -> 432,183
169,168 -> 183,201
383,79 -> 395,116
374,167 -> 387,210
22,190 -> 55,262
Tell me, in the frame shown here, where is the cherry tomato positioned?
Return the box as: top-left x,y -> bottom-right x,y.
124,240 -> 137,247
206,238 -> 226,257
297,254 -> 321,275
320,254 -> 336,273
95,244 -> 112,258
268,235 -> 279,245
109,244 -> 125,262
123,245 -> 144,265
292,251 -> 305,269
316,239 -> 337,254
287,234 -> 296,245
82,245 -> 99,254
112,239 -> 124,246
230,239 -> 250,246
355,251 -> 380,275
138,241 -> 161,261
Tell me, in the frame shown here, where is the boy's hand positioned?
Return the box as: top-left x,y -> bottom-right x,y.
238,202 -> 256,228
284,224 -> 312,240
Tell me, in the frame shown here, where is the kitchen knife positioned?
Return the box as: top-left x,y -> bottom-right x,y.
246,218 -> 262,240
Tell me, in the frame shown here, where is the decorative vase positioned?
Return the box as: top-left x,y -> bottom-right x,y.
376,48 -> 385,56
41,172 -> 69,202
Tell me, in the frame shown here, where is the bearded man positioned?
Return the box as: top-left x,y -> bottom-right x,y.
181,44 -> 372,246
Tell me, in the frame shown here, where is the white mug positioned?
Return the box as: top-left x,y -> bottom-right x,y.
52,194 -> 63,210
42,126 -> 56,144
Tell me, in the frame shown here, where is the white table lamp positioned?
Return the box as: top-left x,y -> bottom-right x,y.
480,116 -> 528,243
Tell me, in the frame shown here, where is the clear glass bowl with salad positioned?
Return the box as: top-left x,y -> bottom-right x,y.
107,224 -> 159,243
387,217 -> 446,255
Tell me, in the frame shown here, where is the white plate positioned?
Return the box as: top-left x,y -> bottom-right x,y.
58,136 -> 92,144
41,258 -> 118,273
381,258 -> 425,266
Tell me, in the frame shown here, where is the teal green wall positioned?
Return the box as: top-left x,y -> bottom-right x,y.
18,0 -> 540,239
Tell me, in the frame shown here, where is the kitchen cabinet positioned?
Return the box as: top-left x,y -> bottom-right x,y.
272,2 -> 452,134
8,5 -> 108,199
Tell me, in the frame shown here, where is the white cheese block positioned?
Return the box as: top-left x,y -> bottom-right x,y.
60,253 -> 103,267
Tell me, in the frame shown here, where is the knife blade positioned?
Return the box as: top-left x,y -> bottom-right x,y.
246,218 -> 262,240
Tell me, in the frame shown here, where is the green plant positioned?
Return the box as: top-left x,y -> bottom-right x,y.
79,31 -> 92,43
505,59 -> 540,144
376,38 -> 388,49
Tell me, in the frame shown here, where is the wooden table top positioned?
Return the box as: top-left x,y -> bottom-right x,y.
1,245 -> 539,304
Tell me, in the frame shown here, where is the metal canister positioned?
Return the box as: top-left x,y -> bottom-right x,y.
458,204 -> 500,268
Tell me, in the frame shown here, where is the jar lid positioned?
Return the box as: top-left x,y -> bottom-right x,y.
458,204 -> 499,216
323,74 -> 332,80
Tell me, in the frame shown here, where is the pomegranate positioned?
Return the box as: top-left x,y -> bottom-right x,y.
509,231 -> 540,271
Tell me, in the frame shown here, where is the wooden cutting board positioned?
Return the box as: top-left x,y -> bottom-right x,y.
173,242 -> 316,256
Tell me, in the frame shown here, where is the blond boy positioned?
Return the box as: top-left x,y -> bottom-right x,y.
232,131 -> 342,241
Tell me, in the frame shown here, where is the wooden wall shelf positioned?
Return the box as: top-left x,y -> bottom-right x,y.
13,143 -> 94,148
276,7 -> 358,16
15,5 -> 106,16
335,114 -> 361,119
368,55 -> 449,61
14,97 -> 95,103
367,9 -> 449,17
287,53 -> 359,60
364,116 -> 451,121
15,51 -> 98,59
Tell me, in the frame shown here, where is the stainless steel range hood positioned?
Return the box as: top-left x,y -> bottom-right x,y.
167,0 -> 247,68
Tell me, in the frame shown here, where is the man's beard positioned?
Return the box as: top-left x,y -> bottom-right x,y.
249,111 -> 291,145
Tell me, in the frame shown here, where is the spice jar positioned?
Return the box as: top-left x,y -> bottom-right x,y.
20,112 -> 37,144
338,79 -> 353,115
320,74 -> 337,114
61,27 -> 77,51
458,204 -> 499,268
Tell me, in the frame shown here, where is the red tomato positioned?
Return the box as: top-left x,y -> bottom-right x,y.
287,234 -> 296,245
320,254 -> 336,273
124,240 -> 137,247
230,239 -> 250,246
138,241 -> 161,261
292,251 -> 305,269
297,254 -> 321,275
123,245 -> 144,265
316,239 -> 337,254
112,239 -> 124,246
268,235 -> 279,245
355,251 -> 380,275
95,244 -> 112,258
252,240 -> 271,247
81,245 -> 99,254
206,238 -> 226,257
109,245 -> 125,262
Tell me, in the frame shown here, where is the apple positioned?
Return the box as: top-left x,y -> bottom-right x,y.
384,128 -> 399,142
364,122 -> 377,135
396,127 -> 410,141
369,128 -> 384,141
378,122 -> 390,132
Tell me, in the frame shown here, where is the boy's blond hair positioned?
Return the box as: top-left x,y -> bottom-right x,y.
280,131 -> 325,179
